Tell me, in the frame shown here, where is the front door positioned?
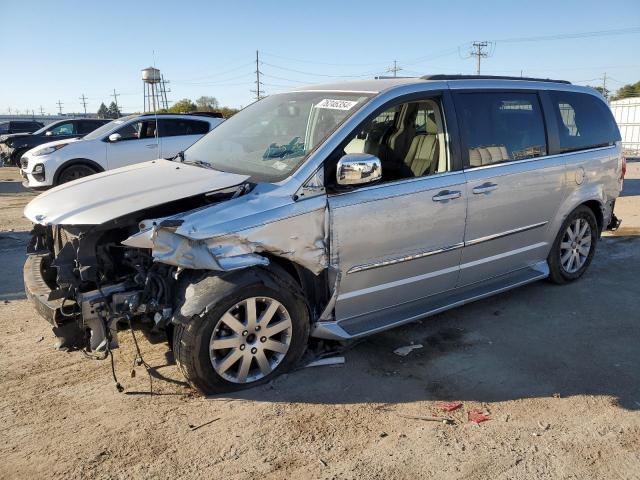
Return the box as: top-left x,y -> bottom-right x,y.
453,90 -> 566,285
327,95 -> 467,335
106,118 -> 160,169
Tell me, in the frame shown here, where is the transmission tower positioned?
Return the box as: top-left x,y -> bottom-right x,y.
56,100 -> 63,115
251,50 -> 265,101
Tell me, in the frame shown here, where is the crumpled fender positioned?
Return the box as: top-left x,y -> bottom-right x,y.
122,193 -> 328,275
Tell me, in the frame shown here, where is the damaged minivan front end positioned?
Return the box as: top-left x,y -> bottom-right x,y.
24,160 -> 330,355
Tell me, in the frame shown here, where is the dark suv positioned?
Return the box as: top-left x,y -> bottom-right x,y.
0,120 -> 43,135
0,118 -> 109,166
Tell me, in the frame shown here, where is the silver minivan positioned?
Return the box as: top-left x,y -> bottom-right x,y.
24,75 -> 625,394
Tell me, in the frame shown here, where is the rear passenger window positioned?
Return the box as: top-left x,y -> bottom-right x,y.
549,91 -> 620,153
455,92 -> 547,167
159,119 -> 209,137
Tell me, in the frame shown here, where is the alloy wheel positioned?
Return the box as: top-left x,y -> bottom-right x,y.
559,217 -> 592,274
209,297 -> 292,384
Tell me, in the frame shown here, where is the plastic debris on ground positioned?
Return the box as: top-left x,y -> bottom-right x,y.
468,409 -> 491,424
393,344 -> 423,356
304,356 -> 345,368
436,401 -> 463,412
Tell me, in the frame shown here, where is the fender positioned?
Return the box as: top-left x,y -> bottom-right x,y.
53,158 -> 105,184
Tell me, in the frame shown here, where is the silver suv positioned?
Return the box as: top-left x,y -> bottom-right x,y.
23,75 -> 624,394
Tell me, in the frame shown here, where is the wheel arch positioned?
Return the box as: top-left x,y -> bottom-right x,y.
172,259 -> 325,327
53,158 -> 104,185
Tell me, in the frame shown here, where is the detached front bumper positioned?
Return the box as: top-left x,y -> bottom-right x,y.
23,254 -> 65,326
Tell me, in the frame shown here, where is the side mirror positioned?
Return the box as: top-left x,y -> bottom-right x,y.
336,153 -> 382,186
45,131 -> 53,136
108,133 -> 122,143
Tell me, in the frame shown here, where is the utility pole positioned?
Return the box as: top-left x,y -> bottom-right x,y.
470,41 -> 490,75
111,89 -> 120,111
252,50 -> 264,101
602,72 -> 608,100
39,105 -> 45,116
79,94 -> 88,116
56,100 -> 63,115
387,60 -> 403,77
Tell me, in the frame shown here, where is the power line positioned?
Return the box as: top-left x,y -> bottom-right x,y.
493,26 -> 640,44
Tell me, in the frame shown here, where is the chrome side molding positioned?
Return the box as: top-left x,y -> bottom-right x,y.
347,221 -> 548,274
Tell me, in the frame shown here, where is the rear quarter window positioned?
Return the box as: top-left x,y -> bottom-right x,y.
159,119 -> 210,137
549,91 -> 621,153
454,91 -> 547,167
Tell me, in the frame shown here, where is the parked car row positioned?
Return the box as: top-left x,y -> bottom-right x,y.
22,75 -> 624,395
19,113 -> 223,187
0,118 -> 109,166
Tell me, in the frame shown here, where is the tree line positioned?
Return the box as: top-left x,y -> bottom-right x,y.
96,96 -> 240,119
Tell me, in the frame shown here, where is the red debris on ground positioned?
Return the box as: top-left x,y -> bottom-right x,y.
436,401 -> 463,412
468,409 -> 491,424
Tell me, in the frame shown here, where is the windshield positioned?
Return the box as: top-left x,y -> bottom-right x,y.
83,116 -> 135,140
184,91 -> 373,181
33,123 -> 57,135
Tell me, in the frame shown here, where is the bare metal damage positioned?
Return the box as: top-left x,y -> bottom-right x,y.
122,193 -> 329,276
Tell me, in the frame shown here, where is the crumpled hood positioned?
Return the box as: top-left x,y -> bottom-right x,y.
24,159 -> 250,225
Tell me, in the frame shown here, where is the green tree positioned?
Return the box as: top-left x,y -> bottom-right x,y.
611,81 -> 640,101
168,99 -> 198,113
106,101 -> 121,119
195,96 -> 219,111
97,102 -> 109,118
218,106 -> 240,118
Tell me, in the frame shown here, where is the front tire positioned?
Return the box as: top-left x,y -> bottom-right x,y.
548,205 -> 598,284
173,268 -> 309,395
56,164 -> 98,185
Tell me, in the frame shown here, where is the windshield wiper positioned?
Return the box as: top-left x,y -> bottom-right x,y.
183,159 -> 216,170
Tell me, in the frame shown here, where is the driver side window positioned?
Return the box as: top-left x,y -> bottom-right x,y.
49,122 -> 75,136
341,98 -> 448,184
116,120 -> 157,141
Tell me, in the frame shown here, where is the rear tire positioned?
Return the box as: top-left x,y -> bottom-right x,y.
548,205 -> 598,284
56,164 -> 98,185
173,268 -> 309,395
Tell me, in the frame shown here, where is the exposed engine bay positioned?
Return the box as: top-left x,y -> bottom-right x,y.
27,189 -> 244,354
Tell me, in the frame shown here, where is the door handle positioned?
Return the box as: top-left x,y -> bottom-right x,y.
472,182 -> 498,194
432,190 -> 462,202
145,144 -> 158,148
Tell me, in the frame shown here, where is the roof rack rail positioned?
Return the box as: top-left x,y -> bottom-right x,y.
138,111 -> 224,118
421,74 -> 571,84
187,111 -> 224,118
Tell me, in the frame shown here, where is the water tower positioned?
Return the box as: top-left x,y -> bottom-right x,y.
142,66 -> 169,112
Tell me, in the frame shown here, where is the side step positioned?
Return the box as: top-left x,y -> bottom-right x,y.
312,262 -> 549,340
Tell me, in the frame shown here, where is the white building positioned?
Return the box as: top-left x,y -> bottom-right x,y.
610,97 -> 640,158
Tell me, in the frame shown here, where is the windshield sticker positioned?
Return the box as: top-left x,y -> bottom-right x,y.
315,98 -> 358,111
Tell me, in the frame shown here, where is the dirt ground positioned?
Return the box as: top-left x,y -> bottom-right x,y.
1,164 -> 639,480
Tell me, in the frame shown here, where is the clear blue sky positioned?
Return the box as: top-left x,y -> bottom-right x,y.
1,0 -> 639,114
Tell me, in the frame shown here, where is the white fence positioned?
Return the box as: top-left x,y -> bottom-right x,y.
610,97 -> 640,158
